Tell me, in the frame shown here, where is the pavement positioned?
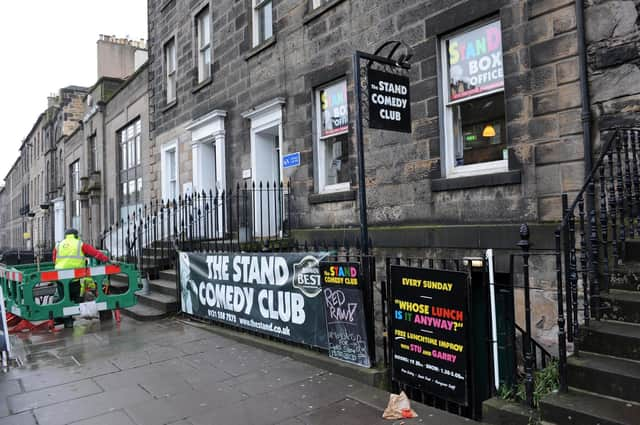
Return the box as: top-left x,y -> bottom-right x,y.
0,317 -> 479,425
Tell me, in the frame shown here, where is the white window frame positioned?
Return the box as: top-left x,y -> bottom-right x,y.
161,142 -> 179,201
311,0 -> 329,9
165,38 -> 177,103
314,79 -> 350,194
196,6 -> 212,83
252,0 -> 273,47
440,19 -> 507,179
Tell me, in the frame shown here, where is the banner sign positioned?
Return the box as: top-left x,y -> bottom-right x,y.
447,20 -> 503,102
368,69 -> 411,133
321,262 -> 371,368
390,266 -> 469,405
179,251 -> 329,348
320,80 -> 349,138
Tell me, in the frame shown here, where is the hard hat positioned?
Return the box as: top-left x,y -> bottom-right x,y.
64,228 -> 79,238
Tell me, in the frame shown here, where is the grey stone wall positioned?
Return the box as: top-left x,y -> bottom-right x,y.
147,0 -> 595,231
585,0 -> 640,134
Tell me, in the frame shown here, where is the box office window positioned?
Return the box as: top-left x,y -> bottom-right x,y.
441,20 -> 507,177
315,79 -> 350,193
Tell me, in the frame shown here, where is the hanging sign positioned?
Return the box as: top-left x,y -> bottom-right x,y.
368,69 -> 411,133
446,20 -> 504,101
321,262 -> 371,368
390,265 -> 470,405
179,251 -> 329,348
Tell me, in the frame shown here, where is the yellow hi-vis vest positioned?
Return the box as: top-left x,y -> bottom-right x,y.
55,235 -> 86,270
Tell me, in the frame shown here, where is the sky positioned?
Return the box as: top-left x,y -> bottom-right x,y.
0,1 -> 148,183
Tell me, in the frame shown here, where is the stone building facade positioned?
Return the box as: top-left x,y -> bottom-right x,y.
144,0 -> 640,345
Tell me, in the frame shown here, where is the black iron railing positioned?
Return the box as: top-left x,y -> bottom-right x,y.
516,128 -> 640,407
101,181 -> 291,276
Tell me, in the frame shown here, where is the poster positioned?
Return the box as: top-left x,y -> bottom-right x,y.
390,266 -> 469,405
179,251 -> 329,348
447,20 -> 503,101
320,80 -> 348,137
321,262 -> 371,368
368,69 -> 411,133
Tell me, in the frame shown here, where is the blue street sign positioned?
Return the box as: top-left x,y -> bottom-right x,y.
283,152 -> 301,169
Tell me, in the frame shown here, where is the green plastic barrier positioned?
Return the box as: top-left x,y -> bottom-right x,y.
0,261 -> 140,322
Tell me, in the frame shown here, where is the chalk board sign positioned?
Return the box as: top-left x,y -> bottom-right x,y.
321,262 -> 371,368
389,266 -> 469,405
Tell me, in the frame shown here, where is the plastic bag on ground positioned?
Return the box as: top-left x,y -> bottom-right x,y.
382,391 -> 418,420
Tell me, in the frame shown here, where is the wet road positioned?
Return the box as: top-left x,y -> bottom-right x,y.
0,317 -> 477,425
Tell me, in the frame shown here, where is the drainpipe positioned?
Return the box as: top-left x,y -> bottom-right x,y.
576,0 -> 594,212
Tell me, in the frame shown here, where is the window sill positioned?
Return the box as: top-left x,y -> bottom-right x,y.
303,0 -> 347,25
192,77 -> 212,94
309,189 -> 356,204
431,170 -> 521,192
161,100 -> 178,113
244,36 -> 277,61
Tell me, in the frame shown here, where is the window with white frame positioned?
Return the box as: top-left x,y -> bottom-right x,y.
196,6 -> 212,83
69,160 -> 81,231
165,38 -> 177,103
252,0 -> 273,47
441,19 -> 506,178
118,119 -> 142,219
161,143 -> 178,201
315,79 -> 350,193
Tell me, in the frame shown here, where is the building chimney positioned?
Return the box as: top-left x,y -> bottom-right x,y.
96,35 -> 148,80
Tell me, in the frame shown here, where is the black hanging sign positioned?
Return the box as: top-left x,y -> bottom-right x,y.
368,68 -> 412,133
179,251 -> 329,348
389,266 -> 469,405
321,262 -> 371,368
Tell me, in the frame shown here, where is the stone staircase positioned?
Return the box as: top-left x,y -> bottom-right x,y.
110,267 -> 179,320
539,240 -> 640,425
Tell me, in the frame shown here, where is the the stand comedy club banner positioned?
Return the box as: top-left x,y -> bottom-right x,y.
179,251 -> 330,348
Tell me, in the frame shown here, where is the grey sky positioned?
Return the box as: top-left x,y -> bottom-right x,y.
0,0 -> 148,182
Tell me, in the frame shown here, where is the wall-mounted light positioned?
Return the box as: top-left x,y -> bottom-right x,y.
482,124 -> 496,138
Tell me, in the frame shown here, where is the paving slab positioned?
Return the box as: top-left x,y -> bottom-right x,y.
33,385 -> 151,425
68,410 -> 137,425
8,379 -> 102,413
125,386 -> 247,425
0,411 -> 36,425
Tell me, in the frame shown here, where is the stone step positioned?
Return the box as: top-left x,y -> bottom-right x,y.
567,352 -> 640,403
580,320 -> 640,361
602,289 -> 640,324
612,262 -> 640,291
158,269 -> 176,282
540,388 -> 640,425
121,303 -> 173,321
136,291 -> 178,313
148,278 -> 177,297
623,240 -> 640,262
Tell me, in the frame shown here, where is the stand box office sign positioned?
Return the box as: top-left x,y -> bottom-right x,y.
389,266 -> 470,405
368,69 -> 411,133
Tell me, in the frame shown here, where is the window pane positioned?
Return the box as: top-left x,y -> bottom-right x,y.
128,140 -> 135,168
136,135 -> 141,165
135,120 -> 141,135
452,91 -> 506,166
137,177 -> 142,193
322,134 -> 349,186
129,180 -> 136,195
446,21 -> 503,102
262,2 -> 273,41
319,80 -> 348,137
121,143 -> 127,171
